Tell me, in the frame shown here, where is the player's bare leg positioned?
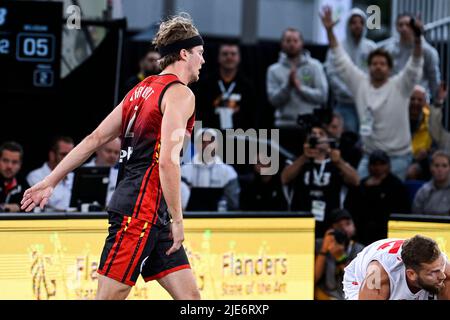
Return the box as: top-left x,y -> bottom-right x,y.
157,269 -> 201,300
95,274 -> 132,300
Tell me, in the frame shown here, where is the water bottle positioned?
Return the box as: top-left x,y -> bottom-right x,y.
217,199 -> 228,212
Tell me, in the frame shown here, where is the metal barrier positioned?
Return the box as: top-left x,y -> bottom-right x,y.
391,0 -> 450,26
425,17 -> 450,128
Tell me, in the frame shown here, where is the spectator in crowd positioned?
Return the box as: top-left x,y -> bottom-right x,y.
345,150 -> 410,245
122,48 -> 161,96
325,8 -> 377,133
412,151 -> 450,215
281,124 -> 359,237
267,28 -> 328,128
378,13 -> 441,101
321,6 -> 424,181
195,42 -> 256,130
406,85 -> 433,180
0,142 -> 29,212
181,128 -> 240,211
240,152 -> 287,211
83,138 -> 121,205
325,112 -> 362,169
27,136 -> 75,212
267,27 -> 328,154
315,209 -> 365,300
429,83 -> 450,151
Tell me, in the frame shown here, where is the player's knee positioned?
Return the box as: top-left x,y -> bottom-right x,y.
96,286 -> 130,300
185,287 -> 201,300
96,276 -> 131,300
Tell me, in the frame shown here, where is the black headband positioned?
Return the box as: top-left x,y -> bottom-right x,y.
158,35 -> 204,57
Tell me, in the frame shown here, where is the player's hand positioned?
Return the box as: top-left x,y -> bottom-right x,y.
20,179 -> 54,212
166,219 -> 185,255
320,5 -> 339,31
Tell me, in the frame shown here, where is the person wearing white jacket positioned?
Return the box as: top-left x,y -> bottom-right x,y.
320,6 -> 424,181
181,128 -> 240,210
324,8 -> 377,133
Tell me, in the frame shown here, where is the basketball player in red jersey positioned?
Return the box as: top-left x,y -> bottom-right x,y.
21,14 -> 205,300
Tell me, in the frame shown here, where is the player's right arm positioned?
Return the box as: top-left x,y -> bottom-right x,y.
358,260 -> 390,300
159,84 -> 195,255
21,102 -> 123,212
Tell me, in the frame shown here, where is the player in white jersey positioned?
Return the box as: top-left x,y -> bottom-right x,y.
343,235 -> 450,300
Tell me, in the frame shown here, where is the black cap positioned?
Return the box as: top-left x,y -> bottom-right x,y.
369,150 -> 390,165
329,209 -> 353,224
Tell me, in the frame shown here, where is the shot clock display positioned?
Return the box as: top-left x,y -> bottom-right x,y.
0,0 -> 62,92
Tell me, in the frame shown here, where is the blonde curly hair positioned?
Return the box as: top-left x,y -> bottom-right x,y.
153,13 -> 200,70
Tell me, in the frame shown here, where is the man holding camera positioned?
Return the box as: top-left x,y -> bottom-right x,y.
314,209 -> 365,300
321,6 -> 424,181
281,124 -> 359,237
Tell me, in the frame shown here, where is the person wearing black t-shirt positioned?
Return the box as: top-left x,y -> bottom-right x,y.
345,150 -> 410,245
240,153 -> 288,211
281,125 -> 360,237
194,43 -> 256,130
122,49 -> 161,97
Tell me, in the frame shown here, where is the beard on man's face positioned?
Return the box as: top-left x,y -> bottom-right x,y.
370,69 -> 388,82
417,277 -> 445,294
283,46 -> 301,59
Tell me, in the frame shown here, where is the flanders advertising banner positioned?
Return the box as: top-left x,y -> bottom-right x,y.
388,219 -> 450,257
0,216 -> 315,300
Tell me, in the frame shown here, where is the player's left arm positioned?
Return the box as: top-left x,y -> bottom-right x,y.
438,259 -> 450,300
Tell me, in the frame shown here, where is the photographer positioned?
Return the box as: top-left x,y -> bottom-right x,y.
325,112 -> 362,169
314,209 -> 364,300
281,124 -> 359,237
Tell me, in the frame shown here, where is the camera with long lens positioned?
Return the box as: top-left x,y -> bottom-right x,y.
331,229 -> 349,246
297,108 -> 333,132
307,135 -> 339,149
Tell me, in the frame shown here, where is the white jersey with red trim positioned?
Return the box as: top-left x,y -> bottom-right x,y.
343,238 -> 438,300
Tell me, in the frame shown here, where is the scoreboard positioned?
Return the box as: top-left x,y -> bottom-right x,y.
0,0 -> 62,92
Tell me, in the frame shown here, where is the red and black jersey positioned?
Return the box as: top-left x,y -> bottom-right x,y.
107,74 -> 195,225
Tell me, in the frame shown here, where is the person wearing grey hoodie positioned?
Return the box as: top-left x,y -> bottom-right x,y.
324,8 -> 377,133
267,28 -> 329,129
378,13 -> 441,101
